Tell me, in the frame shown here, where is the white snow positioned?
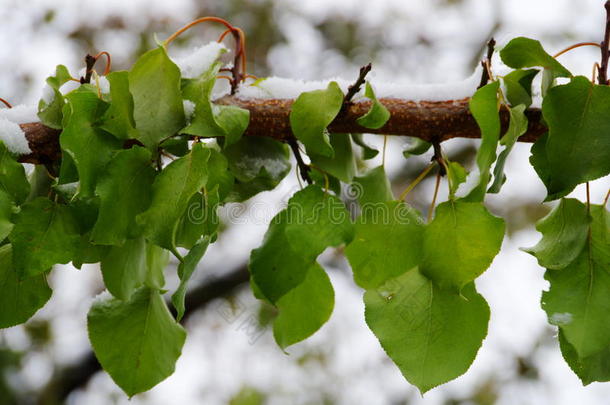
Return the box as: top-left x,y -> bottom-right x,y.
236,65 -> 482,101
454,166 -> 481,198
0,118 -> 32,154
96,75 -> 110,94
550,312 -> 573,326
0,104 -> 38,124
41,84 -> 55,104
172,41 -> 228,79
183,100 -> 195,121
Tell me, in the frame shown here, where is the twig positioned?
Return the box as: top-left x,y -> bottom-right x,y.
343,63 -> 372,105
287,138 -> 312,184
599,1 -> 610,85
0,97 -> 12,108
80,54 -> 97,84
431,141 -> 446,176
478,38 -> 496,89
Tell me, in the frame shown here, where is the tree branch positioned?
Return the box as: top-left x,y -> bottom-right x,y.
18,97 -> 546,165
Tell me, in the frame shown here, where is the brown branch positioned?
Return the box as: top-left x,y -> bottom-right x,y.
599,1 -> 610,85
18,97 -> 546,165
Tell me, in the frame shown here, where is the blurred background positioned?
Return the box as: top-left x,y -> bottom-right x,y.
0,0 -> 609,404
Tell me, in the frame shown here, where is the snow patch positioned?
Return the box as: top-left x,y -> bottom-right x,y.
173,41 -> 228,79
455,167 -> 480,198
91,289 -> 114,305
0,104 -> 38,124
41,84 -> 55,104
236,65 -> 482,101
0,118 -> 32,154
183,100 -> 196,121
550,312 -> 573,326
96,76 -> 110,94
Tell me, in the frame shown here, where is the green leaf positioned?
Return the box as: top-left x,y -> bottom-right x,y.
38,65 -> 72,129
175,189 -> 220,248
460,81 -> 500,202
502,69 -> 539,107
175,149 -> 229,248
91,147 -> 155,245
309,133 -> 356,182
356,82 -> 390,129
500,37 -> 571,85
145,243 -> 168,289
446,160 -> 467,200
351,165 -> 393,207
99,71 -> 139,140
0,142 -> 30,204
540,77 -> 610,200
171,237 -> 210,321
181,62 -> 249,146
175,192 -> 205,249
88,287 -> 186,396
488,104 -> 528,193
9,198 -> 80,278
559,330 -> 610,385
351,133 -> 378,160
0,245 -> 52,328
289,81 -> 344,157
73,234 -> 106,269
160,136 -> 189,157
365,269 -> 489,394
273,263 -> 334,349
205,148 -> 234,202
137,143 -> 210,251
0,191 -> 14,242
345,201 -> 424,289
129,47 -> 185,148
223,136 -> 291,202
529,132 -> 552,189
421,201 -> 505,292
522,198 -> 590,270
542,205 -> 610,358
284,185 -> 354,256
402,137 -> 432,158
100,237 -> 148,300
60,86 -> 122,197
250,211 -> 315,303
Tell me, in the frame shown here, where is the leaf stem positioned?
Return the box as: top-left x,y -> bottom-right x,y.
399,162 -> 436,201
427,171 -> 442,223
603,188 -> 610,206
93,51 -> 112,75
0,98 -> 12,108
552,42 -> 601,59
164,16 -> 246,94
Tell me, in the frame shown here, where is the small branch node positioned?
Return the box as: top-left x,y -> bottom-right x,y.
343,63 -> 372,106
287,138 -> 312,185
478,38 -> 496,89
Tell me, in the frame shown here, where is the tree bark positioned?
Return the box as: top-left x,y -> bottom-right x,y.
18,97 -> 545,165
